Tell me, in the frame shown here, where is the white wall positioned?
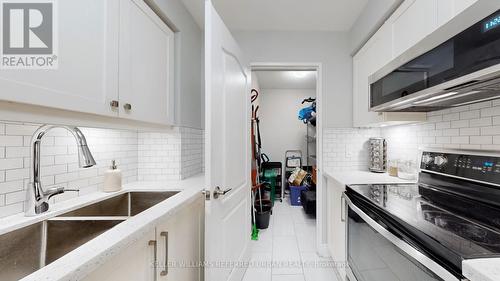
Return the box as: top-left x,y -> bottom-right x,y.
153,0 -> 204,129
259,89 -> 316,164
233,31 -> 352,128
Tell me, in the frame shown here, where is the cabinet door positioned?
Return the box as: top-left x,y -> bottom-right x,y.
327,178 -> 347,280
83,229 -> 156,281
119,0 -> 175,125
156,196 -> 204,281
0,0 -> 119,117
391,0 -> 438,58
437,0 -> 478,26
353,24 -> 392,127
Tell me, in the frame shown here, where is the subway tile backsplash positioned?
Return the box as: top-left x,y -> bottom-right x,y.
181,127 -> 204,179
0,122 -> 138,218
323,100 -> 500,173
323,128 -> 381,171
137,127 -> 203,181
382,100 -> 500,161
0,121 -> 204,219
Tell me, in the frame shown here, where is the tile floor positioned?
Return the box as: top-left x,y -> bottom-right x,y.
242,199 -> 339,281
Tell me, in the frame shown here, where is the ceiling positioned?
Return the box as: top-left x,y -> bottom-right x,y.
254,71 -> 316,90
181,0 -> 369,31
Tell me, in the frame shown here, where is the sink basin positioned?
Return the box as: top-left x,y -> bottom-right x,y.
60,191 -> 179,217
0,222 -> 42,281
0,190 -> 179,281
45,219 -> 124,265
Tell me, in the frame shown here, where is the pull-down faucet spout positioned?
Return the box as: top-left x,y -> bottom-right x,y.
25,125 -> 96,216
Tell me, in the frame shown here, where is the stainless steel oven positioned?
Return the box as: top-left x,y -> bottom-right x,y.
343,149 -> 500,281
344,194 -> 456,281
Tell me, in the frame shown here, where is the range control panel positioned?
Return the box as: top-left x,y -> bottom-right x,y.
421,151 -> 500,184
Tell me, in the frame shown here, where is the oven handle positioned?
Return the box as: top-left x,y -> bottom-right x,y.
344,194 -> 463,281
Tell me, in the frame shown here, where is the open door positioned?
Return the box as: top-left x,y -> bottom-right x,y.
204,1 -> 251,281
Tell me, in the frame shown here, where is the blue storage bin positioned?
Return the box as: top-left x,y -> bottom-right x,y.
290,185 -> 307,206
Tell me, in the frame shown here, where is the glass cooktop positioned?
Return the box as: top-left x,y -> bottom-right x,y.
346,183 -> 500,268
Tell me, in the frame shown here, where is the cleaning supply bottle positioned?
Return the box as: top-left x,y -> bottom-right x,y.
103,160 -> 122,192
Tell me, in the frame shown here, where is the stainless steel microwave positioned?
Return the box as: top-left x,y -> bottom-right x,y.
369,8 -> 500,112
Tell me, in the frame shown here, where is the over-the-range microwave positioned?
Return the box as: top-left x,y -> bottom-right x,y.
369,8 -> 500,112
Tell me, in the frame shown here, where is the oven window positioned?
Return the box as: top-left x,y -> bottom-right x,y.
347,208 -> 444,281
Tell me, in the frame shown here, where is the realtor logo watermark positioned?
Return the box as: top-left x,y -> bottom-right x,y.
1,0 -> 58,69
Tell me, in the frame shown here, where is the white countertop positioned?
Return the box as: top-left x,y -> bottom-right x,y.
463,258 -> 500,281
0,175 -> 205,281
324,169 -> 417,186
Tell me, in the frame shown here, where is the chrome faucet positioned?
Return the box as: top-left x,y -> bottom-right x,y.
25,125 -> 96,216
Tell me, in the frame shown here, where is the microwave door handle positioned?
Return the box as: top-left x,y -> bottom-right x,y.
344,195 -> 461,281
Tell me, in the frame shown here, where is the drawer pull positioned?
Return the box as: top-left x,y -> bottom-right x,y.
160,231 -> 168,276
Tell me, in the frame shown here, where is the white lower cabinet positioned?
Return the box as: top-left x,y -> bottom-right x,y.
155,196 -> 204,281
326,178 -> 347,281
84,195 -> 204,281
84,229 -> 156,281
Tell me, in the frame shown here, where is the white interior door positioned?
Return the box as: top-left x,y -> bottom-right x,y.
204,1 -> 251,281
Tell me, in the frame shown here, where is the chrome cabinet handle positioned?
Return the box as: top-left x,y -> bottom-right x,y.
341,194 -> 346,222
123,103 -> 132,111
110,100 -> 119,108
160,231 -> 168,276
213,186 -> 232,199
149,240 -> 157,281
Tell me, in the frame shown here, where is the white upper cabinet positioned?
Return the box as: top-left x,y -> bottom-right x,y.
437,0 -> 478,26
390,0 -> 438,59
352,0 -> 480,127
0,0 -> 175,126
0,0 -> 120,117
353,24 -> 393,127
390,0 -> 477,59
119,0 -> 175,125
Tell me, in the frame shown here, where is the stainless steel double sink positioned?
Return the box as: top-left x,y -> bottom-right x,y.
0,191 -> 179,281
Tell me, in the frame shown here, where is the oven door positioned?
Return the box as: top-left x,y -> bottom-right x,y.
343,194 -> 460,281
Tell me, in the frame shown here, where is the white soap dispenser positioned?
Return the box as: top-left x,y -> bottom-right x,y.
103,160 -> 122,192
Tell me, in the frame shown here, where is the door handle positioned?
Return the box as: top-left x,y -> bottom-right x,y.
148,240 -> 157,281
341,194 -> 346,222
160,231 -> 168,276
213,186 -> 232,199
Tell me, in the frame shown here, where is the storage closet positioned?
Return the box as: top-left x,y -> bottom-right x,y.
250,69 -> 318,224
